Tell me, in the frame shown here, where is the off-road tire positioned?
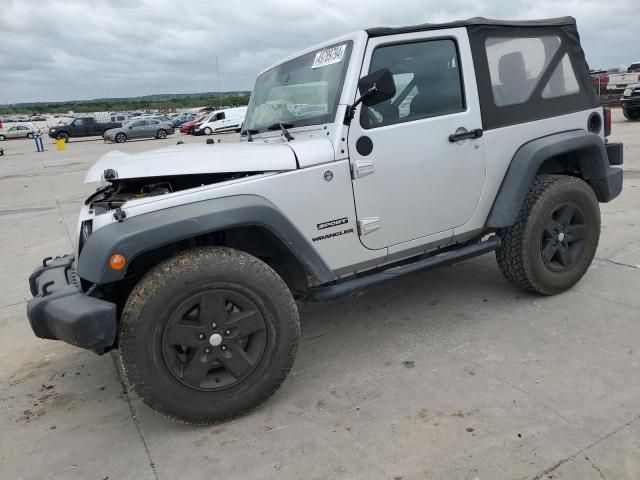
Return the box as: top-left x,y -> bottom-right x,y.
119,247 -> 300,425
496,174 -> 600,295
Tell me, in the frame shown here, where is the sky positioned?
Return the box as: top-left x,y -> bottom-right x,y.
1,0 -> 638,104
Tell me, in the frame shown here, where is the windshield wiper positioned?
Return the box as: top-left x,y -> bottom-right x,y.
241,128 -> 258,142
267,123 -> 295,141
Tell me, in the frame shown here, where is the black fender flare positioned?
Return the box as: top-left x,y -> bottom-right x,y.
485,130 -> 610,229
77,195 -> 334,286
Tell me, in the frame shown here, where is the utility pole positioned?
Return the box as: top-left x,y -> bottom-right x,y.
216,57 -> 222,108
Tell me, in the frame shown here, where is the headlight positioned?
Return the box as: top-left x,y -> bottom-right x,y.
50,128 -> 55,133
623,88 -> 632,97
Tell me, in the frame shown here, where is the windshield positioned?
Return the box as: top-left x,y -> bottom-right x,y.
244,41 -> 353,132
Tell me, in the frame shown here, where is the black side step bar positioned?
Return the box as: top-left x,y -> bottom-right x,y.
307,236 -> 501,302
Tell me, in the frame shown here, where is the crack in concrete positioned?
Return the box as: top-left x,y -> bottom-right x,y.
574,289 -> 640,310
36,154 -> 74,248
111,354 -> 160,480
530,413 -> 640,480
586,456 -> 607,479
595,257 -> 640,270
491,374 -> 603,440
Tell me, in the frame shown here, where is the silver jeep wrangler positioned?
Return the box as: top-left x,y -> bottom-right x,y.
27,17 -> 623,424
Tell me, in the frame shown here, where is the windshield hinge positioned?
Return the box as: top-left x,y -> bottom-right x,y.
113,207 -> 127,223
343,105 -> 356,126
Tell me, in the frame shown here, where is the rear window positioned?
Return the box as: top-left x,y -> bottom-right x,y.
628,63 -> 640,72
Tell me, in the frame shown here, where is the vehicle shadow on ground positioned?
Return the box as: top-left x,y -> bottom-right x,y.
4,256 -> 521,432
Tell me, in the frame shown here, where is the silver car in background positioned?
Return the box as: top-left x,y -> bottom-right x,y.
103,118 -> 175,143
0,124 -> 39,141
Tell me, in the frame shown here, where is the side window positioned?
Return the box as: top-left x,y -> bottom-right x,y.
485,36 -> 561,106
362,39 -> 464,129
132,121 -> 145,127
73,118 -> 85,126
215,112 -> 225,121
542,54 -> 579,99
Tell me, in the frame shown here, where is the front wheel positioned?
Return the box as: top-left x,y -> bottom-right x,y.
27,132 -> 34,139
496,175 -> 600,295
156,129 -> 167,139
203,127 -> 212,135
115,133 -> 127,143
119,247 -> 300,425
623,109 -> 640,120
0,135 -> 5,141
56,133 -> 69,143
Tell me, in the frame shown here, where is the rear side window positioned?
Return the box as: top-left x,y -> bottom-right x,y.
542,54 -> 579,99
362,39 -> 464,129
468,24 -> 599,130
486,36 -> 562,106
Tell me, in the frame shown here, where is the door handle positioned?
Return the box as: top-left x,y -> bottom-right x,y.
448,128 -> 483,143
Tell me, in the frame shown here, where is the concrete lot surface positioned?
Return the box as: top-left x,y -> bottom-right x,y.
1,112 -> 639,480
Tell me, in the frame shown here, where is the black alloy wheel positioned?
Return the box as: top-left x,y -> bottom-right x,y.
540,203 -> 586,271
162,288 -> 268,391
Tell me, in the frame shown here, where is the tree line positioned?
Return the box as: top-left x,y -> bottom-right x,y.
0,94 -> 251,115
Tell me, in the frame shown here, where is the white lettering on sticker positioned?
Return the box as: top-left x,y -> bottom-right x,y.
312,44 -> 347,69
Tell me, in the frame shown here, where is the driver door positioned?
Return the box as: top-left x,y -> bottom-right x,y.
348,28 -> 486,250
129,120 -> 147,138
72,118 -> 88,136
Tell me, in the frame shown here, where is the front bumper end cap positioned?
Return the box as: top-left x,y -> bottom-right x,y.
27,255 -> 117,355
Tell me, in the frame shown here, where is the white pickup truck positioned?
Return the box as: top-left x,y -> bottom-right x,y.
607,62 -> 640,91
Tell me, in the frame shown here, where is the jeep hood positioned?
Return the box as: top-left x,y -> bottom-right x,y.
84,142 -> 299,183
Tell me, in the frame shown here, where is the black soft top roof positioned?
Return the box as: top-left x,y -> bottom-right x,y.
366,16 -> 576,37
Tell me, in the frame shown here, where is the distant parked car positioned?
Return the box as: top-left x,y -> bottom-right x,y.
103,119 -> 175,143
193,107 -> 247,135
172,112 -> 197,128
590,70 -> 609,93
179,115 -> 205,134
0,124 -> 38,141
607,63 -> 640,92
621,83 -> 640,120
49,116 -> 123,142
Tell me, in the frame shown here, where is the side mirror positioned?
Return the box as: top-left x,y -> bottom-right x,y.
358,68 -> 396,107
344,68 -> 396,125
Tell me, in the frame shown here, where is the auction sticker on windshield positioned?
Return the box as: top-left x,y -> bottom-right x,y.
312,44 -> 347,69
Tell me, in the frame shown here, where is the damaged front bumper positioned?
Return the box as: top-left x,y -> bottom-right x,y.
27,255 -> 117,355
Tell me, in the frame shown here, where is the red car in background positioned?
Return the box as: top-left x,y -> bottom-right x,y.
180,115 -> 206,134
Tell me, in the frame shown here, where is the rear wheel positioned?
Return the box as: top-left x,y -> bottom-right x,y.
119,247 -> 300,425
496,175 -> 600,295
156,129 -> 167,139
115,133 -> 127,143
